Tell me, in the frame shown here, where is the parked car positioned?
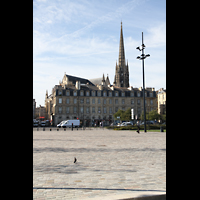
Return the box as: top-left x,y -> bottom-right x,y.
110,122 -> 118,126
33,119 -> 39,127
121,122 -> 133,126
40,121 -> 46,127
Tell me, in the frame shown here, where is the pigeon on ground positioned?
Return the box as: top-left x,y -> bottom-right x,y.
74,157 -> 77,163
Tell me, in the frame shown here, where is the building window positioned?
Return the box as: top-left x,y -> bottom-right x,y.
74,91 -> 77,96
73,107 -> 77,113
137,92 -> 140,97
115,99 -> 118,104
58,107 -> 62,114
103,91 -> 107,97
92,107 -> 95,113
92,99 -> 95,104
80,107 -> 83,113
115,107 -> 118,112
122,92 -> 125,97
80,99 -> 84,104
66,98 -> 70,104
59,98 -> 62,104
137,99 -> 140,105
104,99 -> 106,104
122,99 -> 125,104
86,91 -> 90,96
98,99 -> 101,104
131,99 -> 134,105
58,90 -> 62,95
109,99 -> 112,104
86,98 -> 90,104
109,92 -> 112,97
109,107 -> 112,114
150,99 -> 153,105
131,92 -> 134,97
98,91 -> 101,97
98,107 -> 101,113
80,91 -> 84,96
74,98 -> 77,104
103,107 -> 107,113
115,92 -> 118,97
66,91 -> 70,96
150,92 -> 153,97
66,107 -> 70,113
86,107 -> 90,113
92,91 -> 95,96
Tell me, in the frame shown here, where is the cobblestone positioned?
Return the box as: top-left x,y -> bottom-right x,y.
33,129 -> 166,199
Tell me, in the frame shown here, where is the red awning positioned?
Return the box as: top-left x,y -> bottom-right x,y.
39,116 -> 45,119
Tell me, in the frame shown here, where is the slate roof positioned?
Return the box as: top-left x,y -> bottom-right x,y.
65,74 -> 95,86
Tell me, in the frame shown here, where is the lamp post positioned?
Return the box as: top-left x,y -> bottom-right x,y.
136,32 -> 150,132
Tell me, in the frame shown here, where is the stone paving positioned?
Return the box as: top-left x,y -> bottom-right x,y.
33,128 -> 166,199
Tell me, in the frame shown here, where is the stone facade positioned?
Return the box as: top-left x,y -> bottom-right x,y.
157,88 -> 166,115
45,75 -> 157,126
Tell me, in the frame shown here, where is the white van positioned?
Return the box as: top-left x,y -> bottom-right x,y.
61,120 -> 80,128
57,120 -> 67,128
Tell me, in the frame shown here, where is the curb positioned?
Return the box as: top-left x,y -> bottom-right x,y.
119,194 -> 166,200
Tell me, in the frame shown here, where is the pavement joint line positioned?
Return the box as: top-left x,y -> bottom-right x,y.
33,187 -> 165,192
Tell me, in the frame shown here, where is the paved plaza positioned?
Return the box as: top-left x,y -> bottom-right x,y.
33,128 -> 166,199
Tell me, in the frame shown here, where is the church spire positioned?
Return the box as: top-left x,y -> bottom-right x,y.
118,21 -> 125,66
113,22 -> 129,88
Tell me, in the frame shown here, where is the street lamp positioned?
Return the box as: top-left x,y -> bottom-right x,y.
136,32 -> 150,132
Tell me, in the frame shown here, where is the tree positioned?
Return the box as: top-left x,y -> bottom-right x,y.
114,108 -> 131,121
141,110 -> 161,121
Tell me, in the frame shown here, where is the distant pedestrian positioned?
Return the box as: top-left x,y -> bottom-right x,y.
136,120 -> 140,133
72,123 -> 73,131
74,157 -> 77,163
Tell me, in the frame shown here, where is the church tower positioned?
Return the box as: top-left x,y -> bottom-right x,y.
113,22 -> 129,88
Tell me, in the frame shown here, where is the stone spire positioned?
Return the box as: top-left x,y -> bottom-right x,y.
113,22 -> 129,88
102,73 -> 105,86
118,21 -> 125,66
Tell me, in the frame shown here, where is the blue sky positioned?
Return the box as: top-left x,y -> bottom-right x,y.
33,0 -> 166,106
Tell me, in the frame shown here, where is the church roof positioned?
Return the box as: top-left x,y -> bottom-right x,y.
65,74 -> 95,86
89,78 -> 102,86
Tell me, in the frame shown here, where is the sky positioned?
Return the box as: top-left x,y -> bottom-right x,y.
33,0 -> 166,106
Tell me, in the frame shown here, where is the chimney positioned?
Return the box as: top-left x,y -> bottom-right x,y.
76,81 -> 80,90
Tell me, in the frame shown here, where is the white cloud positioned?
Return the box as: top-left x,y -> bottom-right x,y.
145,23 -> 166,48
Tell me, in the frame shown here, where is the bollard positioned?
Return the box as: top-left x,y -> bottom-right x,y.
43,127 -> 45,131
37,127 -> 39,131
50,128 -> 51,131
57,128 -> 59,131
64,128 -> 66,131
71,123 -> 73,131
160,126 -> 163,132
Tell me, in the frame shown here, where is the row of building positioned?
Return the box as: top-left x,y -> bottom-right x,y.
33,22 -> 166,126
